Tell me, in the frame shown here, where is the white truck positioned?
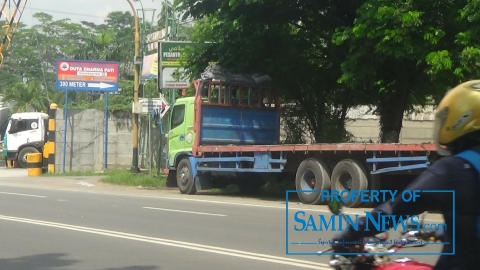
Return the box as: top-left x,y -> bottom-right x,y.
3,112 -> 49,168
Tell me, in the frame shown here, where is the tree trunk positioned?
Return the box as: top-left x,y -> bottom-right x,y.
378,88 -> 410,143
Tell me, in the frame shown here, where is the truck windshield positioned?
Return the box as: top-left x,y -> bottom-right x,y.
8,118 -> 39,134
171,104 -> 185,130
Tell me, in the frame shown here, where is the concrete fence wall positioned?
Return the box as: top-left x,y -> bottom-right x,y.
54,107 -> 435,172
55,109 -> 137,172
345,105 -> 435,143
345,119 -> 434,143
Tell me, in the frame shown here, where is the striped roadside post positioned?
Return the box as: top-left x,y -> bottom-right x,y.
45,103 -> 57,173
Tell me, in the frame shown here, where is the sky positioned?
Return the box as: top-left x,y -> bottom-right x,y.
21,0 -> 163,27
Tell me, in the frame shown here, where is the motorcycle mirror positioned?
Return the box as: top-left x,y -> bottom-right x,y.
326,197 -> 343,215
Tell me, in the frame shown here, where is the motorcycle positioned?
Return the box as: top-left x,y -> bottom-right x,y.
318,198 -> 441,270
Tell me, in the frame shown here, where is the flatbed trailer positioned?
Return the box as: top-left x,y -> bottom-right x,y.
163,78 -> 437,208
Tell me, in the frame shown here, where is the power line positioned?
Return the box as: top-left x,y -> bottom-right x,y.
24,7 -> 112,20
24,6 -> 195,27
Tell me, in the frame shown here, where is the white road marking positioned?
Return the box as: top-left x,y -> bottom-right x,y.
0,191 -> 46,198
143,207 -> 227,217
0,215 -> 330,269
76,181 -> 95,187
0,184 -> 445,222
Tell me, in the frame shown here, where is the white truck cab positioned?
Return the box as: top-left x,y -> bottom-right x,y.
4,112 -> 49,168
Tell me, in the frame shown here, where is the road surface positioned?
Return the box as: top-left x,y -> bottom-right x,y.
0,169 -> 443,269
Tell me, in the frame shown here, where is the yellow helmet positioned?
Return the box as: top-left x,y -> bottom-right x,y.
433,80 -> 480,156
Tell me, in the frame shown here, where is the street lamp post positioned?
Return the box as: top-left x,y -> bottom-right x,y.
127,0 -> 141,173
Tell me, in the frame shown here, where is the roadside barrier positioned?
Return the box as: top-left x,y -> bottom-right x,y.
44,103 -> 57,173
27,153 -> 43,177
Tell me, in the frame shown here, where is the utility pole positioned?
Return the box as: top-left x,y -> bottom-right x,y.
127,0 -> 141,173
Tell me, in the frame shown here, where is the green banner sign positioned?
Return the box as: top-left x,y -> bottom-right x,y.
158,41 -> 193,89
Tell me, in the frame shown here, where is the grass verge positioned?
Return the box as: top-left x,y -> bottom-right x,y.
101,170 -> 166,189
43,169 -> 166,189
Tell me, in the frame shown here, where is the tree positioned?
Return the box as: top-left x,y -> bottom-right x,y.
0,11 -> 150,113
0,23 -> 43,85
2,81 -> 51,112
333,0 -> 478,142
174,0 -> 363,143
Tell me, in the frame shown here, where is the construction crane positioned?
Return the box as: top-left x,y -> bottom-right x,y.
0,0 -> 27,69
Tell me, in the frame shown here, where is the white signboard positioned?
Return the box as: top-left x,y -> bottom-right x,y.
161,67 -> 190,88
139,95 -> 170,118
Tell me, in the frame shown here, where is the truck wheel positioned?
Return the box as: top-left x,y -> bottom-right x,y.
176,158 -> 196,194
18,146 -> 40,169
331,159 -> 368,208
295,158 -> 331,205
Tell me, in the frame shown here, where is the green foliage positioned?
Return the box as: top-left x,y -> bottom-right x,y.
5,1 -> 480,144
43,168 -> 166,189
174,0 -> 359,143
331,0 -> 479,142
2,81 -> 51,112
1,11 -> 162,114
101,169 -> 166,188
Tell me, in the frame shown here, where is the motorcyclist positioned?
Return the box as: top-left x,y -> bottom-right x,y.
332,80 -> 480,270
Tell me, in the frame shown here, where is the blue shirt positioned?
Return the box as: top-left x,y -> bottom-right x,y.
343,145 -> 480,270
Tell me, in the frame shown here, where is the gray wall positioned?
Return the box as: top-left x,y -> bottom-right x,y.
55,109 -> 161,172
345,119 -> 434,143
54,107 -> 435,172
280,105 -> 436,144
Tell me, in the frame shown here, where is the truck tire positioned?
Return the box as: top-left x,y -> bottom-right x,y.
331,159 -> 368,208
176,158 -> 196,194
295,158 -> 331,205
18,146 -> 40,169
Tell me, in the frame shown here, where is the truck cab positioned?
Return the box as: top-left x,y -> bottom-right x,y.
166,96 -> 196,169
164,78 -> 281,193
4,112 -> 49,168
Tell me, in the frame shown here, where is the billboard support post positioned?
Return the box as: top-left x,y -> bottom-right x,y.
62,90 -> 68,173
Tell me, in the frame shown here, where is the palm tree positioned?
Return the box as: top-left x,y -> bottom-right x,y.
2,80 -> 51,112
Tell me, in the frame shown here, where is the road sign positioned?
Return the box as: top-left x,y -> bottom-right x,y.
158,41 -> 194,89
139,95 -> 170,118
56,59 -> 119,92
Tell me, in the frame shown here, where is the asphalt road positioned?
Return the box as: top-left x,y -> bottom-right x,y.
0,170 -> 444,269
